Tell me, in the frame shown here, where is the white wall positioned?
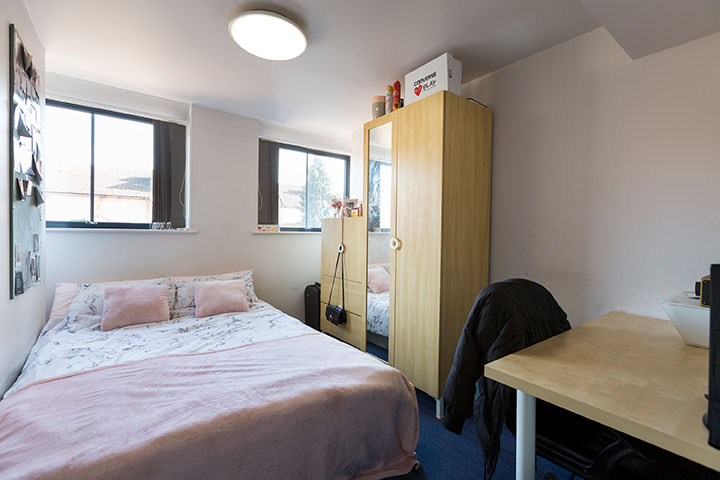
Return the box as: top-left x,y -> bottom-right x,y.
46,105 -> 332,321
47,73 -> 189,123
260,122 -> 350,157
462,27 -> 720,325
0,0 -> 47,393
43,74 -> 355,323
350,127 -> 364,199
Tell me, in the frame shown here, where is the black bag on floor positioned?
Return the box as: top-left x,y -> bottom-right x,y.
304,282 -> 321,330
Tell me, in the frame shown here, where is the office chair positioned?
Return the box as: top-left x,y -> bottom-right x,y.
489,388 -> 654,480
534,403 -> 718,479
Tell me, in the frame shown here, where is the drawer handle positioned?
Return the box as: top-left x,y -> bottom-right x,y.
390,237 -> 402,250
337,243 -> 345,253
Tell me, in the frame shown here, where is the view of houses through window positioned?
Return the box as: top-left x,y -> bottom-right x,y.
45,102 -> 154,226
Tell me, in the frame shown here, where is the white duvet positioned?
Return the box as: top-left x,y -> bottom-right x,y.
5,300 -> 313,398
367,291 -> 390,337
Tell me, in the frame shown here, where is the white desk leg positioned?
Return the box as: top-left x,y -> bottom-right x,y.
516,390 -> 536,480
435,397 -> 443,420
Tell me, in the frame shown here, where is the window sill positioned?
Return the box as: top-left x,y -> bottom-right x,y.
251,230 -> 321,235
47,228 -> 199,234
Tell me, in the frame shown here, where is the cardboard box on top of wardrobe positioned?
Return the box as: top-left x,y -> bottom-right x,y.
404,53 -> 462,105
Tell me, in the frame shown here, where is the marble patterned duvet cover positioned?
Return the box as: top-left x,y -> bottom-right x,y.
4,300 -> 312,398
367,291 -> 390,337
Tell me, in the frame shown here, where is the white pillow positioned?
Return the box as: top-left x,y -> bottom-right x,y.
169,270 -> 257,318
66,278 -> 170,318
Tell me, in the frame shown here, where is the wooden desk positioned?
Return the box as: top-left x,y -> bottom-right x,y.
485,312 -> 720,479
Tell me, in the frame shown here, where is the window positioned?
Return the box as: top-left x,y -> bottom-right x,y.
368,160 -> 391,231
258,140 -> 349,231
45,100 -> 187,229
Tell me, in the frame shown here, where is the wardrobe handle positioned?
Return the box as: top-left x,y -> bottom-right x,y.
390,237 -> 402,251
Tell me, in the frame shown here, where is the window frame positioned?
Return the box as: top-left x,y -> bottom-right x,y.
270,141 -> 350,232
45,99 -> 155,229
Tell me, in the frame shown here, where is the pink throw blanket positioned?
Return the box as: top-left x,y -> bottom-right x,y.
0,333 -> 419,479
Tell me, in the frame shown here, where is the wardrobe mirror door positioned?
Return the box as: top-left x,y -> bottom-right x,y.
366,121 -> 392,361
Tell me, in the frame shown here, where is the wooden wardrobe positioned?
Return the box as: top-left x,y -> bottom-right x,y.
363,90 -> 493,408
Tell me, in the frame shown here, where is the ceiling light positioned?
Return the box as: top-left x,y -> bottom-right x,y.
228,10 -> 307,61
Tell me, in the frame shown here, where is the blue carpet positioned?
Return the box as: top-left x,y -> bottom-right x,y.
366,342 -> 388,361
390,391 -> 573,480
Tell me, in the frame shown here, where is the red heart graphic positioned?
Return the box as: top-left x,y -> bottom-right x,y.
414,85 -> 422,96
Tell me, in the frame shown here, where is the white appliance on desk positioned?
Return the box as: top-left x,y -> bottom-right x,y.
662,293 -> 709,348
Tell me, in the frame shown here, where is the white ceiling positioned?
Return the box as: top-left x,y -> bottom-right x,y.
580,0 -> 720,59
24,0 -> 600,143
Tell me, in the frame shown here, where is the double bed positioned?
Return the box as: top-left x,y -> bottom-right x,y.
0,272 -> 419,479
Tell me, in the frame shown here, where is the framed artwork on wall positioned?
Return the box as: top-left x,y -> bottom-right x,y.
8,24 -> 43,298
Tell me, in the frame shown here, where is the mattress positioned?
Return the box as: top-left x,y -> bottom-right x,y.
0,298 -> 419,479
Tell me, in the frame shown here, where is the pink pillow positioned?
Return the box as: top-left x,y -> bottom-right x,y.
49,283 -> 78,320
367,268 -> 390,294
194,280 -> 250,318
101,285 -> 170,331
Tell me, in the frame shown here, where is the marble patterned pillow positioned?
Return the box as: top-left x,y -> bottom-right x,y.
66,278 -> 172,319
169,270 -> 257,318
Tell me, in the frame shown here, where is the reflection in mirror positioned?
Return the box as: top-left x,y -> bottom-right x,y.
366,122 -> 392,361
